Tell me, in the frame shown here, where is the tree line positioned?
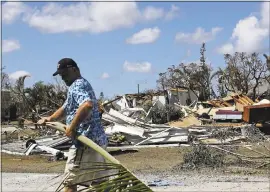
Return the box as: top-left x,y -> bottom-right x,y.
1,70 -> 67,119
156,43 -> 270,101
1,43 -> 270,119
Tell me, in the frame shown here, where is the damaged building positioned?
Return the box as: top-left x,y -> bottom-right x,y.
1,89 -> 270,160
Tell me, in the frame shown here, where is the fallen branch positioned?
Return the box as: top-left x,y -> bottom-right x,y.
255,161 -> 270,169
208,145 -> 270,159
243,146 -> 270,157
46,121 -> 152,192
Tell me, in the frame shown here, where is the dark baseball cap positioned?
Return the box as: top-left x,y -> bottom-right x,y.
53,58 -> 79,76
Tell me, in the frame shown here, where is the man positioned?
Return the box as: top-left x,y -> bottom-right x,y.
38,58 -> 108,192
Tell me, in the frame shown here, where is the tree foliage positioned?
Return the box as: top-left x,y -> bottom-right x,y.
2,46 -> 270,121
263,54 -> 270,71
156,44 -> 269,101
24,80 -> 67,113
1,67 -> 10,89
1,68 -> 68,119
156,43 -> 213,101
213,52 -> 269,100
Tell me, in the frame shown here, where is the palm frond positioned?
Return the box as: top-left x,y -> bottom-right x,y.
46,122 -> 153,192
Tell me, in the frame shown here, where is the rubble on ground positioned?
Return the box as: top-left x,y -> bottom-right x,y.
1,91 -> 270,162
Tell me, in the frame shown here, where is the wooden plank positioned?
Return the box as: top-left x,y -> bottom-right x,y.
243,104 -> 270,123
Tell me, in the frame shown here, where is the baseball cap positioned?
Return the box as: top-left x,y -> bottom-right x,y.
53,58 -> 79,76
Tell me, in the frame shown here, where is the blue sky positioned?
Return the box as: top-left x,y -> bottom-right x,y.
2,1 -> 269,98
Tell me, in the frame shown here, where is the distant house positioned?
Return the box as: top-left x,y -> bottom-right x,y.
111,88 -> 198,110
153,88 -> 198,106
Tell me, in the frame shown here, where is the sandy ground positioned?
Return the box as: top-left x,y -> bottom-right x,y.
2,145 -> 270,174
2,172 -> 270,192
2,146 -> 270,191
1,147 -> 191,174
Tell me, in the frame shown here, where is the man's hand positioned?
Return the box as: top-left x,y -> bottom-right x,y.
37,117 -> 52,125
65,125 -> 75,138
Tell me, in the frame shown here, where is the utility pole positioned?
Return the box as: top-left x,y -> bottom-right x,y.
136,80 -> 147,94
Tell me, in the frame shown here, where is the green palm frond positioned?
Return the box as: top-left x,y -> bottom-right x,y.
46,122 -> 153,192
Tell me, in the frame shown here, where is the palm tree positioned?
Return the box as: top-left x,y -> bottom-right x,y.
47,122 -> 153,192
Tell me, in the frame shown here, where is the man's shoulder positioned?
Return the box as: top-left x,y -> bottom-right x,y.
71,77 -> 92,90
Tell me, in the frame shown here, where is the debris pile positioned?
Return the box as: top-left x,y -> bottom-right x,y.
1,91 -> 270,164
182,144 -> 226,169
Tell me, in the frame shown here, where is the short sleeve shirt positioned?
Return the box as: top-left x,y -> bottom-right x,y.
62,77 -> 108,148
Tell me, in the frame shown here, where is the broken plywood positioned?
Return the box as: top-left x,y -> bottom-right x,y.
169,115 -> 201,128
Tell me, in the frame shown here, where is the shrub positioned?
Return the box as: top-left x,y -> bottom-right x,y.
150,105 -> 184,124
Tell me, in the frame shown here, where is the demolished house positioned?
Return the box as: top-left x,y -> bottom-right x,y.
1,89 -> 270,160
111,88 -> 197,110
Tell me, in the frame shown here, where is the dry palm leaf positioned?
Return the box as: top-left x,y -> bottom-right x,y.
46,122 -> 152,192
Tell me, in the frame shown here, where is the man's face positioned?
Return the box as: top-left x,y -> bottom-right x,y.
59,69 -> 73,86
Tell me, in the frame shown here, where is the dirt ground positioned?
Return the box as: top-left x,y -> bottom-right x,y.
2,144 -> 270,192
2,144 -> 270,176
1,147 -> 187,174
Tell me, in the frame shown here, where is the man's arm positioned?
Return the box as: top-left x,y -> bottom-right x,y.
37,106 -> 65,124
49,106 -> 65,121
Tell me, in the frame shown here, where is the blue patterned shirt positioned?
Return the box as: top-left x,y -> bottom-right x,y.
62,77 -> 108,148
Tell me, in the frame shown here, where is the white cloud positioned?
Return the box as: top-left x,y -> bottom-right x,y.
20,2 -> 178,34
9,71 -> 31,80
260,2 -> 270,29
165,4 -> 180,20
101,72 -> 110,79
142,6 -> 164,21
3,40 -> 21,53
123,61 -> 152,73
2,2 -> 29,24
175,27 -> 223,44
218,2 -> 269,54
231,17 -> 268,53
126,27 -> 160,44
217,43 -> 234,54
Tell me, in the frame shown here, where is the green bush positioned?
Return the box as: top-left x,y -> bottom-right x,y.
150,105 -> 184,124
